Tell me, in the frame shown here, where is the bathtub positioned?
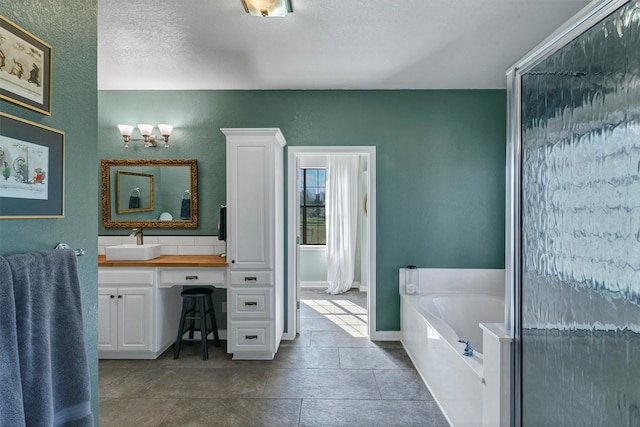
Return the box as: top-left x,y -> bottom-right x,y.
419,293 -> 505,355
399,269 -> 512,427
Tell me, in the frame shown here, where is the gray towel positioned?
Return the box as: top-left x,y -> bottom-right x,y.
128,195 -> 140,209
0,256 -> 26,426
3,249 -> 93,426
180,198 -> 191,220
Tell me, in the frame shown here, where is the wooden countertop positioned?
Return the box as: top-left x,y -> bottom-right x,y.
98,254 -> 228,268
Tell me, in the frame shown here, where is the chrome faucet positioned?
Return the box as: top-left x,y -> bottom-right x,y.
130,228 -> 144,245
458,339 -> 474,357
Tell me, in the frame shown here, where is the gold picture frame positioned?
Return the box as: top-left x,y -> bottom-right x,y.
0,112 -> 65,218
0,15 -> 52,115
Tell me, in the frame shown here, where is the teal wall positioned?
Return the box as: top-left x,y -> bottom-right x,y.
0,1 -> 98,423
99,90 -> 506,330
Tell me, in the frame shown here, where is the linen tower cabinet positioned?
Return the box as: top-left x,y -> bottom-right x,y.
222,128 -> 286,360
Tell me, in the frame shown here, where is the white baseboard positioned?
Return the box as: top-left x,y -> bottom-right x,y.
282,331 -> 296,340
301,281 -> 364,291
301,281 -> 329,288
369,330 -> 401,341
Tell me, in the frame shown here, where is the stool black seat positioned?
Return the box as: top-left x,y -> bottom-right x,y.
173,287 -> 220,360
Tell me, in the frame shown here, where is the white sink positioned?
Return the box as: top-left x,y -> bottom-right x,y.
105,244 -> 161,261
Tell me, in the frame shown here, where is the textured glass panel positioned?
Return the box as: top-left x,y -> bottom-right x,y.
521,2 -> 640,425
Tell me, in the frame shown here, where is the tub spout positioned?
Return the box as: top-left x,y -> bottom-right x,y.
458,339 -> 474,357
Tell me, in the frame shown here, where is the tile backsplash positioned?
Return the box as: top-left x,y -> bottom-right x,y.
98,235 -> 226,256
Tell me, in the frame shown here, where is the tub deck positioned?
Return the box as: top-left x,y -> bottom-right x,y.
401,293 -> 483,426
399,268 -> 512,427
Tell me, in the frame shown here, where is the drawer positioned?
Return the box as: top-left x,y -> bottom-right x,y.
230,322 -> 273,353
98,268 -> 154,285
230,288 -> 272,319
229,270 -> 271,285
159,268 -> 226,288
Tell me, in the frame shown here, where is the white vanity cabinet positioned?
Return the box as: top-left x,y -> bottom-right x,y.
223,128 -> 286,360
98,285 -> 153,353
98,267 -> 181,359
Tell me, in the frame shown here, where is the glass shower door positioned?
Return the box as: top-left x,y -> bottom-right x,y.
516,1 -> 640,425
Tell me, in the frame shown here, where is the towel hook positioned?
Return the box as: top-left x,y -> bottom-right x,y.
54,243 -> 85,257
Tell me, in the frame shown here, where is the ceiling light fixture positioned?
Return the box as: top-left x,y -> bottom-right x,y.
117,124 -> 174,148
241,0 -> 292,17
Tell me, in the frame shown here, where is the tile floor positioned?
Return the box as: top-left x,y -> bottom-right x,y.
99,289 -> 449,426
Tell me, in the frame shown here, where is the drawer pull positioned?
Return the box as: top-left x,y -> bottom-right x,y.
245,335 -> 259,340
244,276 -> 257,281
244,301 -> 258,306
185,275 -> 198,280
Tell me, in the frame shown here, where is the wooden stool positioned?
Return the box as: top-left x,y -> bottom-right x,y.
173,287 -> 220,360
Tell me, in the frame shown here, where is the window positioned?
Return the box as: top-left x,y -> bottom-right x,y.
299,168 -> 326,245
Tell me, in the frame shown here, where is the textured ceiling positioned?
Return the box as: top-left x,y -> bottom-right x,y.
97,0 -> 592,90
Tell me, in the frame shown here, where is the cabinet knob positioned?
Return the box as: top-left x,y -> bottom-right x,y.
244,276 -> 257,281
185,275 -> 198,280
110,295 -> 115,299
118,295 -> 123,299
244,301 -> 258,306
245,335 -> 258,340
231,260 -> 235,264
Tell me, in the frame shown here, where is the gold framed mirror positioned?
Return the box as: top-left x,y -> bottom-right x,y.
101,159 -> 198,228
116,170 -> 154,213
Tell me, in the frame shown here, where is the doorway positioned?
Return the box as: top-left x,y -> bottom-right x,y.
285,146 -> 376,340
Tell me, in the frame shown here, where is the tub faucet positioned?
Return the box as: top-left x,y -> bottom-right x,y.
458,339 -> 474,357
130,228 -> 144,245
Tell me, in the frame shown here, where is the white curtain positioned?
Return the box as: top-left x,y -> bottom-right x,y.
325,155 -> 359,295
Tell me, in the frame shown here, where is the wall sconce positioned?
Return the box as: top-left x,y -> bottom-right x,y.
241,0 -> 292,17
117,124 -> 174,148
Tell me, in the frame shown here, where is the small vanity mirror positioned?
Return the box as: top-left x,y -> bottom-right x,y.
101,159 -> 198,228
116,170 -> 154,213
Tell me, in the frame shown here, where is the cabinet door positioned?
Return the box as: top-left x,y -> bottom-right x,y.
230,287 -> 273,319
98,287 -> 118,352
227,142 -> 272,270
118,287 -> 153,352
229,321 -> 274,353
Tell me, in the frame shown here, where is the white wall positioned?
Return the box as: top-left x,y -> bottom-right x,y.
300,245 -> 328,287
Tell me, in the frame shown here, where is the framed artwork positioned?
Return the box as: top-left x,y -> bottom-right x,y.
0,112 -> 64,218
0,15 -> 52,115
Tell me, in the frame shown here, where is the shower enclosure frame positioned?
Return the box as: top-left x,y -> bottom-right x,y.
504,0 -> 630,424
